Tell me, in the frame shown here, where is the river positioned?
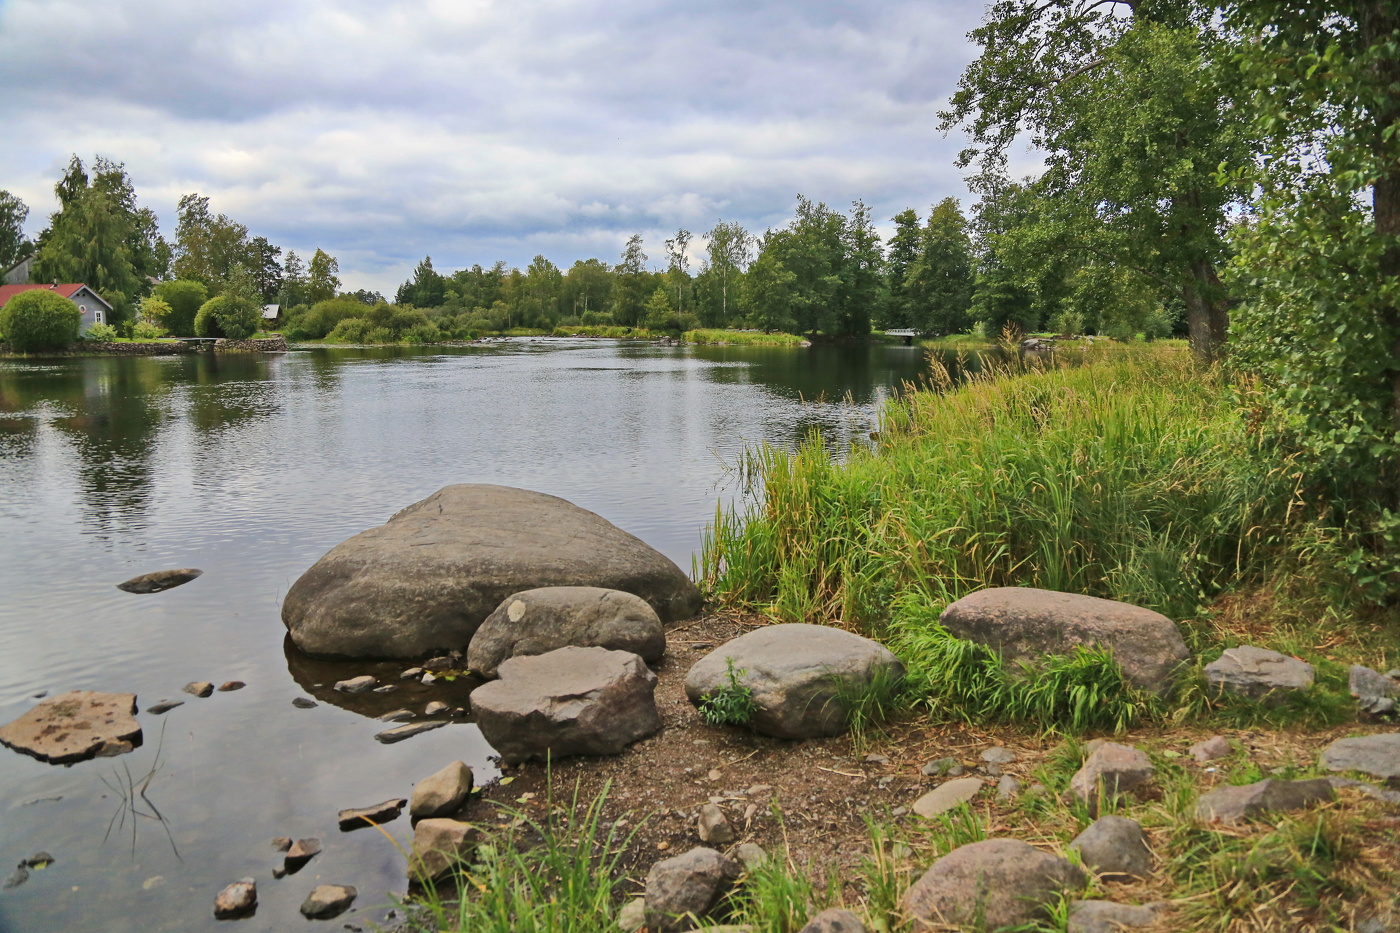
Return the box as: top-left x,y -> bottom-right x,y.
0,338 -> 940,932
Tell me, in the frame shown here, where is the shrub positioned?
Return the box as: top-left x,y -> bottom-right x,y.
132,320 -> 166,340
698,658 -> 758,726
85,323 -> 119,342
194,295 -> 260,339
151,280 -> 208,336
0,290 -> 82,351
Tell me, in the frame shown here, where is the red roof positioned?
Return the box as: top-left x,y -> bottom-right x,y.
0,283 -> 107,308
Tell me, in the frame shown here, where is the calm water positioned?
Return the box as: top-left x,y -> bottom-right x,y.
0,338 -> 940,933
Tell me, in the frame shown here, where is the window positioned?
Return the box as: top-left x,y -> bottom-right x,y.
94,310 -> 104,324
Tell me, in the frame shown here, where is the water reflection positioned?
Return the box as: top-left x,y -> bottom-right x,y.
281,635 -> 479,719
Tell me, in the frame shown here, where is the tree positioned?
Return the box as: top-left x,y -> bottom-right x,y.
883,209 -> 921,329
194,294 -> 260,340
172,193 -> 249,290
905,198 -> 974,336
0,289 -> 81,351
562,259 -> 613,318
152,279 -> 209,336
520,255 -> 562,325
664,229 -> 693,314
0,190 -> 32,272
279,250 -> 308,308
702,221 -> 753,327
643,286 -> 675,330
836,200 -> 881,337
307,249 -> 340,303
613,234 -> 651,326
246,236 -> 283,302
941,1 -> 1253,360
741,244 -> 797,333
396,256 -> 446,308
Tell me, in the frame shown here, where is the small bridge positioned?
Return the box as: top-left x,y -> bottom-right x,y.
885,328 -> 918,346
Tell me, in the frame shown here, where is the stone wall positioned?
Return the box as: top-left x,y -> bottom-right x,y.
0,341 -> 196,357
214,336 -> 289,352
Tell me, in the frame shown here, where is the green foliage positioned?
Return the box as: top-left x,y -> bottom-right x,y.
306,248 -> 340,304
131,320 -> 166,340
84,323 -> 119,342
320,302 -> 438,344
151,280 -> 208,336
194,295 -> 260,340
684,329 -> 804,347
698,658 -> 758,727
0,289 -> 81,351
905,198 -> 974,336
0,189 -> 31,272
642,286 -> 675,330
282,297 -> 365,340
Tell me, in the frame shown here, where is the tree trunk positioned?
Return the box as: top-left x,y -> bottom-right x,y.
1182,259 -> 1228,363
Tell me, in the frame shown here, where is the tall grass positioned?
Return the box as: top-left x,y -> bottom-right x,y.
551,325 -> 656,338
684,329 -> 807,346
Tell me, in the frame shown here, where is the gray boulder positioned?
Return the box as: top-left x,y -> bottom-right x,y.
410,761 -> 474,819
902,838 -> 1086,931
409,819 -> 479,882
683,624 -> 904,738
282,485 -> 703,659
0,691 -> 141,764
1195,778 -> 1335,823
1321,733 -> 1400,783
1067,742 -> 1154,816
1351,665 -> 1400,716
117,568 -> 202,593
1204,646 -> 1313,705
1069,816 -> 1152,879
1068,901 -> 1163,933
798,908 -> 867,933
468,586 -> 665,678
939,588 -> 1188,695
644,846 -> 742,933
471,647 -> 661,764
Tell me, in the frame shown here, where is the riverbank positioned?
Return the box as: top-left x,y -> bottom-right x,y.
0,335 -> 288,357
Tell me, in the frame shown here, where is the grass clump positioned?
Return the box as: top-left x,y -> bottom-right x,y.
551,325 -> 655,338
698,657 -> 759,726
685,329 -> 807,346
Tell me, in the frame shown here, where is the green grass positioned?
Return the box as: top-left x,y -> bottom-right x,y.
684,329 -> 807,346
550,325 -> 657,338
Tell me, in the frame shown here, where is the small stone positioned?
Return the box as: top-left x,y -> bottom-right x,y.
1189,735 -> 1232,763
286,837 -> 322,866
377,708 -> 415,722
1069,816 -> 1153,878
707,768 -> 723,782
146,699 -> 184,715
409,819 -> 479,881
271,837 -> 292,852
1067,742 -> 1154,816
338,798 -> 407,831
863,753 -> 890,765
1196,778 -> 1335,823
292,697 -> 318,709
996,775 -> 1021,801
892,806 -> 908,817
424,701 -> 449,715
116,568 -> 202,593
218,681 -> 245,692
921,757 -> 960,777
334,675 -> 377,694
31,691 -> 47,699
619,898 -> 647,933
420,672 -> 437,685
401,667 -> 425,680
698,803 -> 735,844
375,721 -> 447,744
980,746 -> 1017,765
644,846 -> 743,933
746,784 -> 773,796
23,853 -> 53,869
424,656 -> 453,670
272,866 -> 286,879
214,879 -> 257,919
1067,900 -> 1162,933
300,884 -> 357,919
372,684 -> 398,694
736,842 -> 767,870
410,761 -> 474,819
912,777 -> 983,818
1204,646 -> 1314,706
183,681 -> 214,698
798,908 -> 867,933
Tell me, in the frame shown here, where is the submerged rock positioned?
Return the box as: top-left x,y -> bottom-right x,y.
299,884 -> 357,919
116,568 -> 202,594
0,691 -> 141,764
145,699 -> 184,715
374,721 -> 447,744
338,798 -> 407,831
281,484 -> 703,659
182,681 -> 214,698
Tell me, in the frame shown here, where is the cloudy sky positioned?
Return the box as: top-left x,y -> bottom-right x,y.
0,0 -> 1004,295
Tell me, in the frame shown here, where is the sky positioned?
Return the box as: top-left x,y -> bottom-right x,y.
0,0 -> 1010,296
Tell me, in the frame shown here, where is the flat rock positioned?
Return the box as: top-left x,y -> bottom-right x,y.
1204,646 -> 1313,705
1321,733 -> 1400,783
217,681 -> 244,692
1068,742 -> 1154,816
292,697 -> 318,709
1189,735 -> 1232,763
698,803 -> 734,844
902,838 -> 1086,931
981,746 -> 1017,764
1069,816 -> 1152,878
116,568 -> 202,594
213,878 -> 256,919
798,908 -> 867,933
939,587 -> 1189,694
375,721 -> 447,744
145,699 -> 183,715
1351,665 -> 1400,699
182,681 -> 214,697
285,837 -> 321,870
1068,900 -> 1162,933
644,846 -> 742,933
334,675 -> 377,694
300,884 -> 357,919
0,691 -> 141,764
410,761 -> 474,819
468,586 -> 667,678
912,777 -> 983,818
378,708 -> 415,722
471,646 -> 661,764
281,484 -> 703,658
1195,778 -> 1335,823
684,624 -> 904,738
921,757 -> 963,777
409,818 -> 479,882
338,797 -> 407,830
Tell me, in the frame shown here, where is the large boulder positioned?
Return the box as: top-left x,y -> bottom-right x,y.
902,838 -> 1086,931
684,624 -> 904,739
282,485 -> 702,659
467,586 -> 666,678
470,646 -> 661,764
939,588 -> 1188,695
0,691 -> 142,764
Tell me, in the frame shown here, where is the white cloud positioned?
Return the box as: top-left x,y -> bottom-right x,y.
0,0 -> 990,294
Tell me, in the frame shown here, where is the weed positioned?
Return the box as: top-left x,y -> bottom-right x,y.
698,657 -> 758,727
833,661 -> 909,751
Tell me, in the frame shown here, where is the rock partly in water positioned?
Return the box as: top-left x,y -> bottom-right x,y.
939,587 -> 1189,695
334,675 -> 377,694
1322,733 -> 1400,783
409,819 -> 479,882
145,699 -> 184,715
471,647 -> 661,765
338,798 -> 407,831
281,484 -> 703,659
213,878 -> 257,919
182,681 -> 214,698
292,697 -> 318,709
1069,816 -> 1153,879
217,681 -> 244,692
424,700 -> 449,715
0,691 -> 141,764
410,761 -> 474,819
684,624 -> 904,739
902,839 -> 1086,931
1204,646 -> 1314,706
285,837 -> 321,872
644,846 -> 743,933
1067,742 -> 1154,816
116,568 -> 203,594
375,721 -> 448,744
1195,778 -> 1335,823
798,908 -> 868,933
1067,900 -> 1163,933
468,586 -> 667,678
299,884 -> 357,919
912,778 -> 983,818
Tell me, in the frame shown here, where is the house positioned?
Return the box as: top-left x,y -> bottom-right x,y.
261,303 -> 280,325
0,283 -> 114,334
4,256 -> 34,285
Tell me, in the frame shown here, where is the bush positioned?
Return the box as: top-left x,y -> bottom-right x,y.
194,295 -> 260,339
284,297 -> 367,340
151,280 -> 208,336
132,320 -> 166,340
85,323 -> 119,341
0,290 -> 82,351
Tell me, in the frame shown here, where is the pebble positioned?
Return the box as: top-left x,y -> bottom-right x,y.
980,747 -> 1017,765
698,804 -> 735,844
746,784 -> 773,796
286,837 -> 322,865
145,699 -> 184,715
401,667 -> 425,680
707,768 -> 724,782
921,757 -> 965,777
372,684 -> 398,694
892,806 -> 908,817
299,884 -> 357,919
217,681 -> 245,692
334,675 -> 377,694
424,701 -> 449,715
736,842 -> 767,870
420,672 -> 437,685
378,708 -> 416,722
375,721 -> 447,744
182,681 -> 214,698
271,837 -> 291,852
1189,735 -> 1233,763
291,697 -> 317,709
912,777 -> 984,818
31,691 -> 47,699
23,853 -> 53,869
864,753 -> 891,765
213,878 -> 257,919
996,775 -> 1021,801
